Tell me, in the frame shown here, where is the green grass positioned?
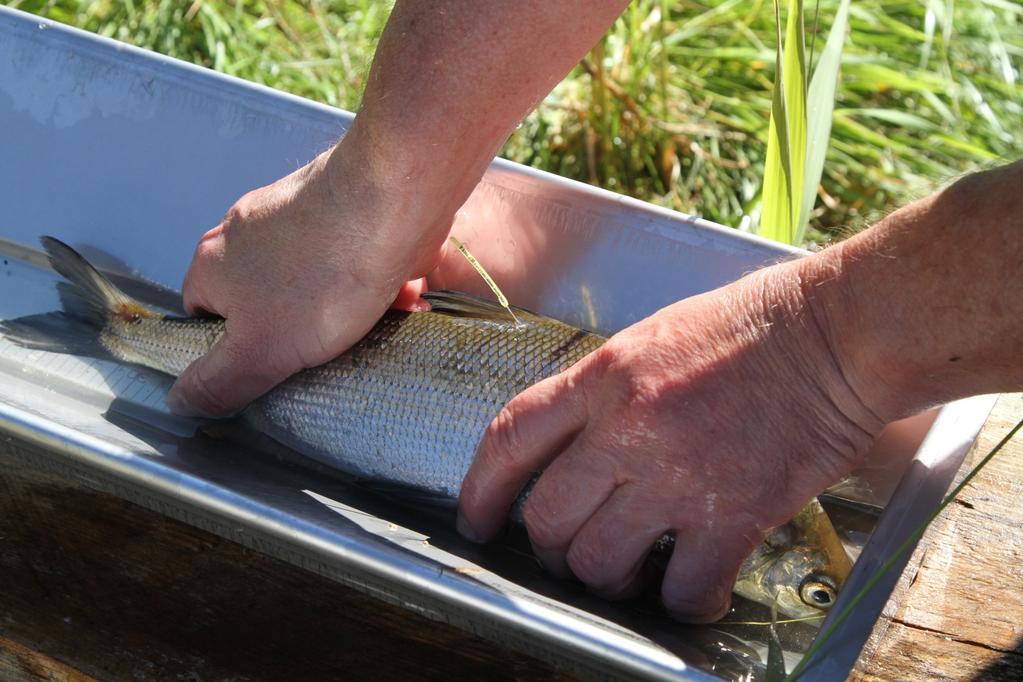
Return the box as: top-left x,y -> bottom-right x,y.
8,0 -> 1022,243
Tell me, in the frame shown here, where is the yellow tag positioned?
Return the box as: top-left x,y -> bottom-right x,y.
448,235 -> 520,325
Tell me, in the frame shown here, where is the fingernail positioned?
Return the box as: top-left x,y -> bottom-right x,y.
166,390 -> 207,418
456,512 -> 483,543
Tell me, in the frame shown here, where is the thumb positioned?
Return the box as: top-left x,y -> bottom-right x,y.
166,328 -> 292,417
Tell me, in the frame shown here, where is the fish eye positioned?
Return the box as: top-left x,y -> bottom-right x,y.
799,574 -> 838,609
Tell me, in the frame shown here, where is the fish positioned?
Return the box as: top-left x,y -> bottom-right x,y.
735,500 -> 851,618
0,236 -> 851,619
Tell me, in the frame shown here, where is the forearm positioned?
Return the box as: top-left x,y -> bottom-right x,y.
326,0 -> 628,275
803,161 -> 1023,422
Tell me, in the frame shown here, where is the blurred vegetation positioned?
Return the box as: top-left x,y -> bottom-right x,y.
8,0 -> 1022,243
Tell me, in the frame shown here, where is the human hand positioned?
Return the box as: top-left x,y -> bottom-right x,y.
166,140 -> 445,417
163,0 -> 638,417
457,260 -> 885,622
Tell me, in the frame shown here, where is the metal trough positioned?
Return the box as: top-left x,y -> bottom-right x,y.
0,7 -> 997,679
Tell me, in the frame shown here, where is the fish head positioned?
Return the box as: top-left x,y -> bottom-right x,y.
734,499 -> 852,619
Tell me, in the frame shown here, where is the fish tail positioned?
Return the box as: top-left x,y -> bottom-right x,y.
40,236 -> 160,327
0,237 -> 159,357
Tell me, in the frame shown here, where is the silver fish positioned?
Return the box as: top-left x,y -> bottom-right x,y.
0,237 -> 851,618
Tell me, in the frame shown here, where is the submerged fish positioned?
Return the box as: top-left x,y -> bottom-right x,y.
1,237 -> 851,619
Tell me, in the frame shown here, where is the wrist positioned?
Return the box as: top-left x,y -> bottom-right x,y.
797,218 -> 916,424
319,126 -> 459,283
745,258 -> 888,449
783,246 -> 897,427
793,164 -> 1023,424
675,258 -> 886,493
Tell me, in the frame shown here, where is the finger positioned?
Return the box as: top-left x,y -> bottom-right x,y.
166,326 -> 294,417
520,434 -> 619,578
564,484 -> 671,600
457,369 -> 588,543
181,225 -> 226,315
391,278 -> 430,312
661,523 -> 759,623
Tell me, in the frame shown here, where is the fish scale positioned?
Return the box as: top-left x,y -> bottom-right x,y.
248,310 -> 603,499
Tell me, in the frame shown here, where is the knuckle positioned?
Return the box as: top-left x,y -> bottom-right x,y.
220,202 -> 245,230
192,226 -> 225,266
585,344 -> 662,410
480,406 -> 527,473
222,191 -> 260,227
586,344 -> 617,383
620,373 -> 662,410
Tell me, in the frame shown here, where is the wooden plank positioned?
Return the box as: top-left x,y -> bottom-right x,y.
857,623 -> 1023,682
0,457 -> 572,682
0,635 -> 97,682
854,393 -> 1023,681
2,396 -> 1019,680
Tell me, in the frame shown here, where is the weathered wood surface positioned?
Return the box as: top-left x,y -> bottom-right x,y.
1,395 -> 1020,681
853,393 -> 1023,681
0,456 -> 571,682
0,635 -> 96,682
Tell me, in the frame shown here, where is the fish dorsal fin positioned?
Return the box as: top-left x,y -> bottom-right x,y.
420,290 -> 545,324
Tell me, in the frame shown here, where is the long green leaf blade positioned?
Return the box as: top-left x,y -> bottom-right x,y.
783,0 -> 808,241
799,0 -> 851,244
760,0 -> 795,243
766,621 -> 788,682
